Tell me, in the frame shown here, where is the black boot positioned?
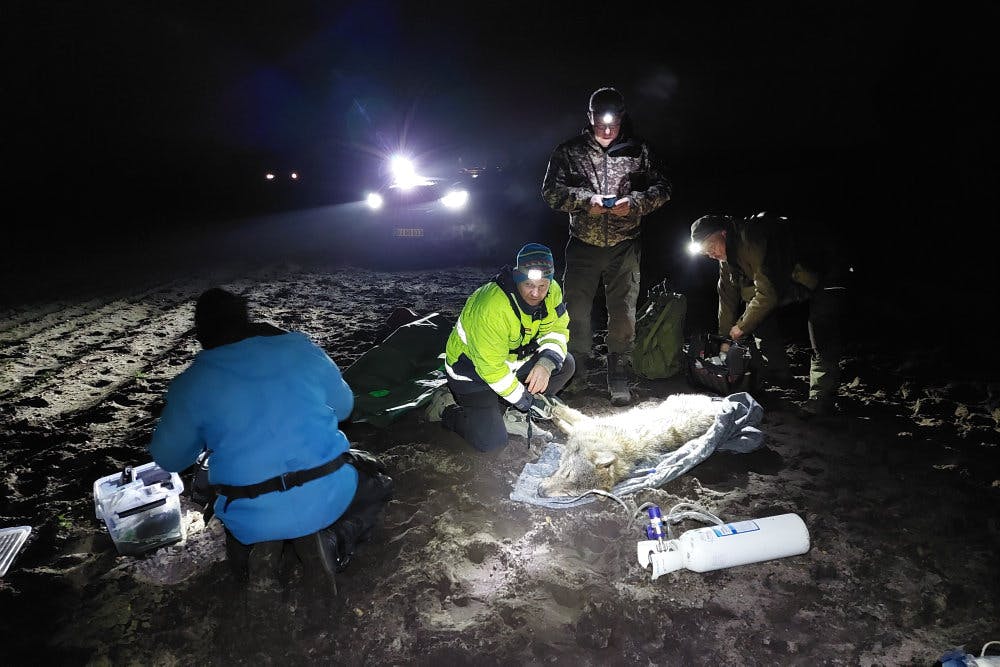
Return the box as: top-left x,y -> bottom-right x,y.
607,352 -> 631,406
562,355 -> 591,395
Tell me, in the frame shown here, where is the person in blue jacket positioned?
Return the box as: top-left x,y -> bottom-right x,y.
150,287 -> 392,586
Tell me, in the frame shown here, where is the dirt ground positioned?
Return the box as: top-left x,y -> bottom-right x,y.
1,262 -> 998,665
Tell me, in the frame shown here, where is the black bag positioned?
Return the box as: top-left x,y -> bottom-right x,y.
684,334 -> 757,396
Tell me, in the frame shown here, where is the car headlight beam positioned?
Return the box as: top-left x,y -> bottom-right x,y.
441,189 -> 469,210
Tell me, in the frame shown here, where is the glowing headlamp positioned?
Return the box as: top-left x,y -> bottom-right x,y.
687,241 -> 704,256
601,112 -> 617,125
527,269 -> 543,280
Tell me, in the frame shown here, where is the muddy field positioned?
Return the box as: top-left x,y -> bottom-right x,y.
1,263 -> 998,665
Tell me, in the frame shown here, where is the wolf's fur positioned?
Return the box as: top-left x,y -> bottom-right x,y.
538,393 -> 723,498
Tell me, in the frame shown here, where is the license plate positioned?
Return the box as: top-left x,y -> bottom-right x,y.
393,228 -> 424,238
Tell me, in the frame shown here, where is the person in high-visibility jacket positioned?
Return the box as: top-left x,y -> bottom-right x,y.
426,243 -> 576,451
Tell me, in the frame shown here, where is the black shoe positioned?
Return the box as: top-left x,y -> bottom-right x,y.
607,353 -> 631,406
291,532 -> 339,594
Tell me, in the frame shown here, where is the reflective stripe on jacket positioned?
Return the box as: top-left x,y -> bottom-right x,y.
445,268 -> 569,406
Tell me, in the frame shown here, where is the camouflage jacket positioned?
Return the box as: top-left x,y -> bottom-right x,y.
541,127 -> 671,247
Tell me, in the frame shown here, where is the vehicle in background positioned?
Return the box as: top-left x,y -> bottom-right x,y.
358,154 -> 504,263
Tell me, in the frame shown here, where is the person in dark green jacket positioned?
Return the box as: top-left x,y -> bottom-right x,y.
542,86 -> 671,406
426,244 -> 576,451
689,212 -> 848,416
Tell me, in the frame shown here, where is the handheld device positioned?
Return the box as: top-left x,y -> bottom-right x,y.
602,196 -> 617,208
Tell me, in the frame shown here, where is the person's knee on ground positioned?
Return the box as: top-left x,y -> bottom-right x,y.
543,352 -> 576,396
562,354 -> 590,394
225,528 -> 286,585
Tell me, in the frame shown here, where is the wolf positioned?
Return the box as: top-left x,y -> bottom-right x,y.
537,393 -> 724,498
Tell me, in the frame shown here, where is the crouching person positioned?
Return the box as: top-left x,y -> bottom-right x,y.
426,243 -> 576,450
149,288 -> 393,589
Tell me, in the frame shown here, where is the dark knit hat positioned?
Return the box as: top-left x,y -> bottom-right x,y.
195,287 -> 250,349
589,87 -> 626,117
513,243 -> 555,283
690,215 -> 732,243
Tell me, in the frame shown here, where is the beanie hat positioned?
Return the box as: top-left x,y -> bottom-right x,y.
513,243 -> 555,283
589,87 -> 626,117
195,287 -> 250,349
690,215 -> 732,243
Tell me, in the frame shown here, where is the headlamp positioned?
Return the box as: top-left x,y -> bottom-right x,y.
687,241 -> 703,256
527,269 -> 543,280
601,112 -> 617,125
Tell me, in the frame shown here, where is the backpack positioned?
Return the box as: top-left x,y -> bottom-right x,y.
632,280 -> 686,379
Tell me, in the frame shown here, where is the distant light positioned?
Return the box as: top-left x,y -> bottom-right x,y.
527,269 -> 543,280
471,173 -> 479,178
290,172 -> 298,180
687,241 -> 703,256
441,189 -> 469,210
265,172 -> 275,180
366,192 -> 384,210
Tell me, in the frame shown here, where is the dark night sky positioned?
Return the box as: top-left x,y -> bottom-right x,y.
4,1 -> 997,330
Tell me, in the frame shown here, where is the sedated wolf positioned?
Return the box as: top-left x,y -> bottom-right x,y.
538,393 -> 724,498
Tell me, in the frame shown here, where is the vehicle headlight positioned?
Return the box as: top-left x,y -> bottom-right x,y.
366,192 -> 384,210
441,189 -> 469,210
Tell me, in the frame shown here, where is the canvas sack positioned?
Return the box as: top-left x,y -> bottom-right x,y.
632,280 -> 686,379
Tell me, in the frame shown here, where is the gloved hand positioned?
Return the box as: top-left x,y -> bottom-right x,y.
529,394 -> 554,420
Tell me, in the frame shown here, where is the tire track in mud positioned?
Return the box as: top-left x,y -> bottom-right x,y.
1,268 -> 313,416
0,283 -> 200,398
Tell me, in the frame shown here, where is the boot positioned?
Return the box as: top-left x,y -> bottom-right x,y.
291,531 -> 339,595
607,353 -> 631,406
561,355 -> 590,395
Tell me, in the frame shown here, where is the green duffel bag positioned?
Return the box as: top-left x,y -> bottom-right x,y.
632,281 -> 686,380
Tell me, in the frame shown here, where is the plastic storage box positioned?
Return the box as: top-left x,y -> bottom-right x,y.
93,461 -> 185,556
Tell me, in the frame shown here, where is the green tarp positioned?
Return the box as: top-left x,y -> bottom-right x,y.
342,312 -> 453,427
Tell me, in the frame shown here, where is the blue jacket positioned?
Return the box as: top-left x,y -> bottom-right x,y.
150,332 -> 357,544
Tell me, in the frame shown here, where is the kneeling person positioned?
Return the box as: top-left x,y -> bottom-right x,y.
149,288 -> 392,586
430,243 -> 576,451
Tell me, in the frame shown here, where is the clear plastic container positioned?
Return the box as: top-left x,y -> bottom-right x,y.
93,461 -> 185,556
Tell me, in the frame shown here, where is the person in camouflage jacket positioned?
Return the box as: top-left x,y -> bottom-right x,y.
541,86 -> 671,405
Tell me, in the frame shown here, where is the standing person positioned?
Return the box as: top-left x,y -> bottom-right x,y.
425,243 -> 575,451
542,86 -> 671,405
150,288 -> 393,588
688,212 -> 849,417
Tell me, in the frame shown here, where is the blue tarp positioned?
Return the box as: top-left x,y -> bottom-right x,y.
509,392 -> 765,509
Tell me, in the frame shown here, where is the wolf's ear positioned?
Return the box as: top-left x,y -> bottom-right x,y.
593,451 -> 616,468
